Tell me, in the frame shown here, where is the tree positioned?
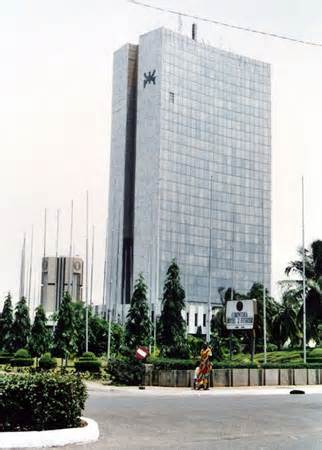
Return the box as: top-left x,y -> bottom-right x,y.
88,315 -> 124,356
29,305 -> 52,359
11,297 -> 31,352
0,293 -> 13,352
53,292 -> 77,364
124,274 -> 151,350
285,240 -> 322,343
73,301 -> 89,355
158,260 -> 189,358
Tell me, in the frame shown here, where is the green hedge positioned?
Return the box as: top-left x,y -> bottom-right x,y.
108,357 -> 144,385
74,352 -> 101,373
0,351 -> 12,365
10,349 -> 33,367
0,373 -> 87,431
39,353 -> 57,370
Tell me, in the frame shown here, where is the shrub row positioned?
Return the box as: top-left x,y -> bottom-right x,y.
108,357 -> 144,385
0,372 -> 87,432
74,352 -> 101,373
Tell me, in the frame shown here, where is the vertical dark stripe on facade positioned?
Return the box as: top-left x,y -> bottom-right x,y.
122,44 -> 138,305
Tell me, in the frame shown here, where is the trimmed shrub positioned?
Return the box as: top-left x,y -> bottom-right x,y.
0,372 -> 87,431
108,357 -> 144,385
39,353 -> 57,370
74,352 -> 101,373
0,350 -> 12,365
10,348 -> 33,367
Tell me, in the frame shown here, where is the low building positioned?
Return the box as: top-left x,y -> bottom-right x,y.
41,256 -> 83,317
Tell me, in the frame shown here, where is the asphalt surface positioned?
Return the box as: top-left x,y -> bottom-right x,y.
35,385 -> 322,449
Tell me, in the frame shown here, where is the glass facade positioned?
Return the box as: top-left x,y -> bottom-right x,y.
108,27 -> 271,319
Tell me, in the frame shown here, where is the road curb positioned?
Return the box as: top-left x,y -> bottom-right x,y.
0,417 -> 99,448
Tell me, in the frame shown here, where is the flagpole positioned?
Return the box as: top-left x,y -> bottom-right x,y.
56,209 -> 60,258
262,192 -> 267,364
43,209 -> 47,258
90,225 -> 95,306
28,226 -> 34,308
68,200 -> 74,295
19,233 -> 26,299
85,191 -> 89,353
302,176 -> 306,364
206,176 -> 213,342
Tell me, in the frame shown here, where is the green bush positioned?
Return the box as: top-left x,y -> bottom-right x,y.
148,358 -> 198,370
0,351 -> 12,365
108,357 -> 144,385
266,343 -> 279,352
187,336 -> 204,358
0,372 -> 87,431
11,348 -> 33,367
74,352 -> 101,373
82,352 -> 96,359
39,353 -> 57,370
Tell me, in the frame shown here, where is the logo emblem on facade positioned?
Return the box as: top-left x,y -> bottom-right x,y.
143,70 -> 156,88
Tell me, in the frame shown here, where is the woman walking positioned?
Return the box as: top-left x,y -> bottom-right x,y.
195,343 -> 212,390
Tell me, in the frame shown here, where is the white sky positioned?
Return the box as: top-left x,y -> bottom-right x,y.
0,0 -> 321,309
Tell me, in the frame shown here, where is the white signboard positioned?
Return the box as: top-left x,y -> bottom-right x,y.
226,299 -> 256,330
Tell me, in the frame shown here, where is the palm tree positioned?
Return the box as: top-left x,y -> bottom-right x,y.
285,240 -> 322,343
270,289 -> 301,349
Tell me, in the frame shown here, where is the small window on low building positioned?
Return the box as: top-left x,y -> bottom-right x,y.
169,91 -> 175,103
203,314 -> 206,327
186,312 -> 189,326
194,313 -> 198,327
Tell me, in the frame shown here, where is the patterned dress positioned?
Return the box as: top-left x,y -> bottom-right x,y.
196,347 -> 212,389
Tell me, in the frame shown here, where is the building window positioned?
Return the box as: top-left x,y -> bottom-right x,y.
203,314 -> 206,327
169,91 -> 175,103
194,313 -> 198,327
186,312 -> 189,326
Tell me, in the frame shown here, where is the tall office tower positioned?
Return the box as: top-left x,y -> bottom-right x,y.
41,256 -> 83,317
106,27 -> 271,332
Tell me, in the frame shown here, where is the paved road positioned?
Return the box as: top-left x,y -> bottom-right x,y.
51,386 -> 322,449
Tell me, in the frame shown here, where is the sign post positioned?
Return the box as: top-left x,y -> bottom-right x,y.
135,346 -> 149,390
225,299 -> 257,360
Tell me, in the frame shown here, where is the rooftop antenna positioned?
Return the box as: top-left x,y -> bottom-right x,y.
19,233 -> 26,299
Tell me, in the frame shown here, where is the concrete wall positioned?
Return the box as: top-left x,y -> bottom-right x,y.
144,367 -> 322,387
